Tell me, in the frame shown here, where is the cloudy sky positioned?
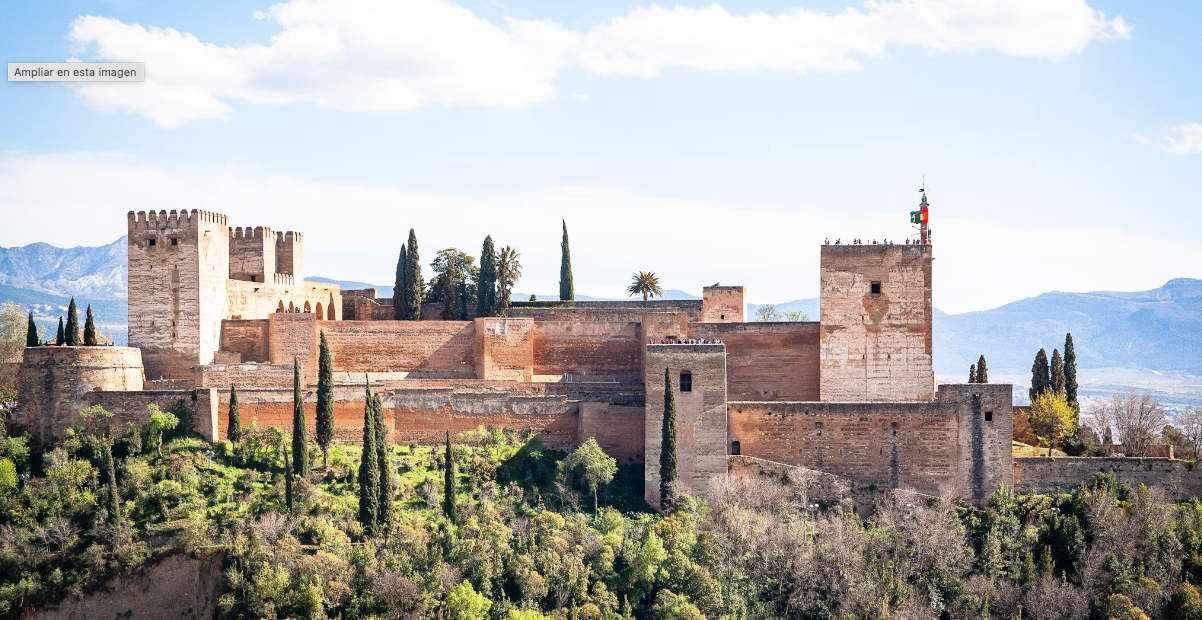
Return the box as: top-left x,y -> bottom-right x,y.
2,0 -> 1199,313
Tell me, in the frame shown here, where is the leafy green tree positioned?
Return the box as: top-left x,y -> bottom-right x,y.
977,355 -> 988,383
560,220 -> 574,302
429,248 -> 478,320
628,271 -> 664,302
227,385 -> 242,443
143,404 -> 179,457
559,438 -> 617,512
394,244 -> 408,320
660,367 -> 678,511
56,316 -> 64,346
65,298 -> 80,346
1167,582 -> 1202,620
968,364 -> 977,384
652,589 -> 705,620
1030,390 -> 1075,456
316,331 -> 335,467
495,246 -> 522,316
1051,348 -> 1065,396
448,580 -> 491,620
375,390 -> 393,535
1030,348 -> 1050,402
83,304 -> 97,346
1064,333 -> 1078,412
754,304 -> 782,322
291,358 -> 309,476
404,229 -> 424,321
0,458 -> 15,495
477,236 -> 497,317
358,381 -> 380,534
443,429 -> 458,524
25,312 -> 38,347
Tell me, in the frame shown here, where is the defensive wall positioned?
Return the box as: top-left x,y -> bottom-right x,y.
1014,457 -> 1202,499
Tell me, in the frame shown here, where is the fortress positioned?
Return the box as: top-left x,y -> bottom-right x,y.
12,203 -> 1112,508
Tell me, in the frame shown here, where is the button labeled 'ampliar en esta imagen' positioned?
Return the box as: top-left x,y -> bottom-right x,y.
9,62 -> 145,81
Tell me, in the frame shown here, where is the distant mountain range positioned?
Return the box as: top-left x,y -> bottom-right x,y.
1,238 -> 1197,406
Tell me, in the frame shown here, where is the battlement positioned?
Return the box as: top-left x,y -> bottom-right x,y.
127,209 -> 228,230
277,231 -> 301,244
230,226 -> 275,240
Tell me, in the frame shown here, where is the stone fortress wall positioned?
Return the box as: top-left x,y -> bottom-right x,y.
14,206 -> 1195,507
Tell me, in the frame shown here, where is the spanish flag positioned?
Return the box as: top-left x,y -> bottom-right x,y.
910,208 -> 928,224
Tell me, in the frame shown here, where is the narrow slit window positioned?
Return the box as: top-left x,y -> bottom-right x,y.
731,441 -> 740,455
679,371 -> 692,393
870,281 -> 882,295
891,422 -> 899,436
815,422 -> 823,436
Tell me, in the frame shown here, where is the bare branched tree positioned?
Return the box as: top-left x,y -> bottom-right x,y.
1108,392 -> 1165,457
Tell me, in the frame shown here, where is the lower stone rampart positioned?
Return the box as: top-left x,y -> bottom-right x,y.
727,456 -> 933,515
89,389 -> 219,443
1014,457 -> 1202,499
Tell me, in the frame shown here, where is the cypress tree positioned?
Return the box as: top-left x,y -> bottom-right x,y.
443,429 -> 458,524
1051,348 -> 1065,397
660,367 -> 678,511
404,229 -> 423,320
375,391 -> 393,534
394,245 -> 408,320
291,358 -> 309,476
99,439 -> 120,523
316,331 -> 335,468
1030,349 -> 1050,402
65,299 -> 80,346
56,317 -> 64,346
284,448 -> 294,514
1064,333 -> 1079,412
977,355 -> 989,384
25,312 -> 38,347
477,236 -> 497,317
560,220 -> 574,301
83,304 -> 97,346
458,279 -> 469,321
969,364 -> 977,384
357,380 -> 380,535
227,385 -> 242,443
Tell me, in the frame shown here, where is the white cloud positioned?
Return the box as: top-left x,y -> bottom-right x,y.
63,0 -> 1129,126
0,152 -> 1195,315
1163,123 -> 1202,155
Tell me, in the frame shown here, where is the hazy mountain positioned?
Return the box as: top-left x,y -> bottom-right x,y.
512,289 -> 701,302
306,277 -> 391,295
747,298 -> 819,320
0,236 -> 127,299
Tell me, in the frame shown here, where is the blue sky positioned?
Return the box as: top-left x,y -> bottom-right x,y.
2,0 -> 1199,313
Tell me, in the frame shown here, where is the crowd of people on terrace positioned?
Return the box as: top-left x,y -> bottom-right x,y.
825,237 -> 926,245
649,338 -> 722,345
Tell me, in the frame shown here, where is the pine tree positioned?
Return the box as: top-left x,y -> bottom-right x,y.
316,331 -> 335,468
477,236 -> 496,317
1030,349 -> 1050,402
227,385 -> 242,443
969,364 -> 977,384
1064,333 -> 1079,412
65,299 -> 80,346
404,229 -> 424,320
284,448 -> 294,514
25,312 -> 38,347
83,304 -> 97,346
660,367 -> 678,511
358,380 -> 380,534
291,358 -> 310,476
56,317 -> 64,346
977,355 -> 989,383
1051,348 -> 1065,397
443,429 -> 458,524
560,220 -> 574,301
394,245 -> 408,320
375,391 -> 393,534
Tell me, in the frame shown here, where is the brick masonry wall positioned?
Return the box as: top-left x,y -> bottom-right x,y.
819,245 -> 933,402
1015,457 -> 1202,498
579,402 -> 646,464
727,401 -> 961,497
690,322 -> 820,401
476,318 -> 535,381
533,320 -> 642,381
197,363 -> 294,389
700,286 -> 745,322
645,345 -> 728,509
269,313 -> 318,382
219,320 -> 271,363
320,320 -> 476,378
90,388 -> 219,442
545,382 -> 646,407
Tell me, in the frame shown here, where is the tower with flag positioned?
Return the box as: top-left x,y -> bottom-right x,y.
910,191 -> 930,244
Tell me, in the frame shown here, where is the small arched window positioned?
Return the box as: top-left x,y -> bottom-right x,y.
679,371 -> 692,392
288,301 -> 295,312
304,301 -> 311,313
277,300 -> 284,312
315,303 -> 324,320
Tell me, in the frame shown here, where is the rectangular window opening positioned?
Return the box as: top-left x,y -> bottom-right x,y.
169,237 -> 178,246
679,371 -> 692,393
731,441 -> 740,455
147,239 -> 156,247
870,281 -> 881,295
985,411 -> 993,422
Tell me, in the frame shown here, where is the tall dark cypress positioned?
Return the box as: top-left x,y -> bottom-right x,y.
1051,348 -> 1065,396
284,448 -> 294,514
968,364 -> 977,384
477,236 -> 496,317
65,299 -> 80,346
1030,349 -> 1050,401
83,304 -> 97,346
443,430 -> 458,524
227,385 -> 242,443
25,312 -> 38,347
358,380 -> 380,534
404,229 -> 423,320
457,279 -> 469,321
375,392 -> 393,534
1063,333 -> 1078,412
56,317 -> 65,346
977,355 -> 988,384
660,367 -> 678,511
559,220 -> 574,302
316,332 -> 335,467
394,245 -> 408,320
291,358 -> 309,476
99,439 -> 120,523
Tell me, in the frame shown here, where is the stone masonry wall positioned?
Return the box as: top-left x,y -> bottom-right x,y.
645,345 -> 728,509
320,320 -> 477,379
12,346 -> 146,444
90,388 -> 219,443
197,363 -> 294,389
579,402 -> 646,464
1014,457 -> 1202,499
939,383 -> 1013,503
269,313 -> 318,383
819,244 -> 933,402
533,321 -> 642,381
689,322 -> 820,401
219,319 -> 271,363
476,318 -> 535,381
700,286 -> 745,322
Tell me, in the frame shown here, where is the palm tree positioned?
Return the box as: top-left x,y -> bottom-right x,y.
495,246 -> 523,316
627,271 -> 663,302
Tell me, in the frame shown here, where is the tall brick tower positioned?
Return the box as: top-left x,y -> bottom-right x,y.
819,243 -> 934,402
127,210 -> 230,380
